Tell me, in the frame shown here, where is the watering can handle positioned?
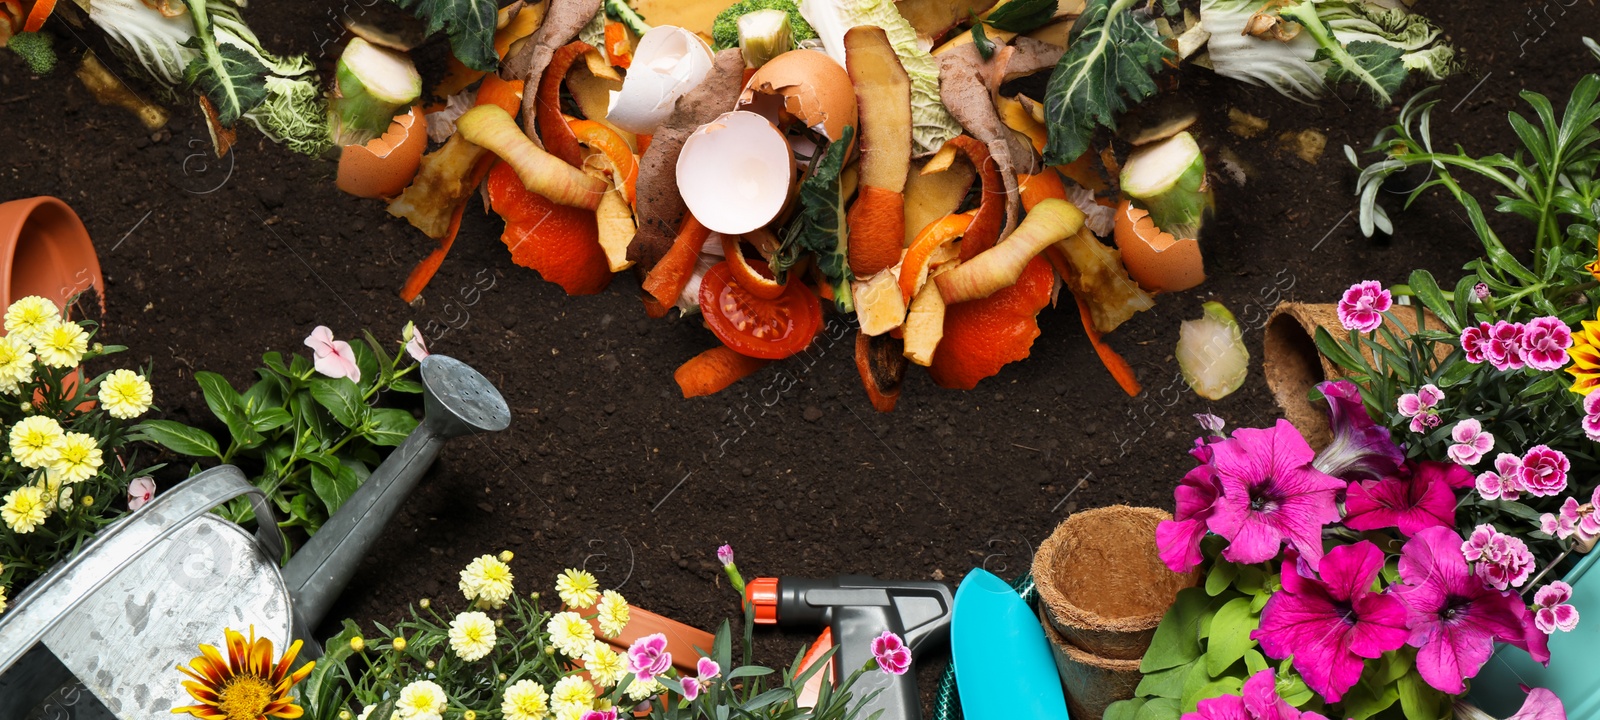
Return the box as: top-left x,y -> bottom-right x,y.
0,466 -> 278,672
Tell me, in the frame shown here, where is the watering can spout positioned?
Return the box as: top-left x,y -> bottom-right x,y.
281,354 -> 510,635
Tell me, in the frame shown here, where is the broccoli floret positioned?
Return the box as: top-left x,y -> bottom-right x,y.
9,31 -> 56,75
711,0 -> 817,52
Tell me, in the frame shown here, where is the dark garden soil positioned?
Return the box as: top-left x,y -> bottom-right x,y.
3,0 -> 1598,705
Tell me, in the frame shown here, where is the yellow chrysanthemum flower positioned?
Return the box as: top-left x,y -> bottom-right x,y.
10,415 -> 64,469
48,432 -> 102,485
448,611 -> 497,662
549,676 -> 594,717
0,335 -> 34,394
0,585 -> 8,615
396,680 -> 448,720
545,611 -> 594,658
2,486 -> 50,533
459,554 -> 515,609
1568,311 -> 1600,394
582,642 -> 626,688
502,680 -> 550,720
99,369 -> 153,419
33,320 -> 88,369
42,477 -> 73,511
555,568 -> 600,608
4,296 -> 59,344
595,589 -> 629,638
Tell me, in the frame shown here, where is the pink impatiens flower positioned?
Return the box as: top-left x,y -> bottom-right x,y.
1487,321 -> 1527,371
1180,669 -> 1330,720
1583,392 -> 1600,442
625,633 -> 673,682
1392,526 -> 1549,695
1518,316 -> 1572,372
1475,453 -> 1526,501
1205,420 -> 1345,570
1517,445 -> 1569,497
871,631 -> 911,675
1338,281 -> 1392,333
1462,524 -> 1536,591
1253,541 -> 1409,703
1343,461 -> 1465,537
1460,322 -> 1492,364
1533,582 -> 1579,634
127,476 -> 157,511
304,325 -> 362,383
1447,418 -> 1494,466
1396,384 -> 1444,433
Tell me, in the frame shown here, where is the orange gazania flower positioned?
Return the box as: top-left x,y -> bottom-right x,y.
173,626 -> 314,720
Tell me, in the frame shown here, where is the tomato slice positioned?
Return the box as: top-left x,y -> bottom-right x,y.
699,261 -> 822,360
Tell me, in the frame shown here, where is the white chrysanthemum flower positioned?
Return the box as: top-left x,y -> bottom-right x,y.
4,296 -> 59,344
397,680 -> 448,720
97,369 -> 153,419
501,679 -> 550,720
555,568 -> 600,608
448,611 -> 497,661
545,611 -> 594,657
582,642 -> 626,688
0,585 -> 8,615
624,677 -> 665,702
10,415 -> 64,469
0,335 -> 34,393
48,432 -> 101,485
2,485 -> 51,533
549,676 -> 594,716
595,589 -> 629,637
42,477 -> 73,511
459,554 -> 515,609
33,320 -> 88,369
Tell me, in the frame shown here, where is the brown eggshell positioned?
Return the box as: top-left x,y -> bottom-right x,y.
738,49 -> 858,142
337,106 -> 427,199
1113,198 -> 1205,293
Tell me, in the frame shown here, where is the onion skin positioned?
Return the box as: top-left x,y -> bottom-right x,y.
456,105 -> 606,211
935,198 -> 1084,305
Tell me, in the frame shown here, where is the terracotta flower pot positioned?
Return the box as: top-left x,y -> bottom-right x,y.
0,196 -> 106,315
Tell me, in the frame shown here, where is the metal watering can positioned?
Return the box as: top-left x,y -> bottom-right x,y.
0,354 -> 510,719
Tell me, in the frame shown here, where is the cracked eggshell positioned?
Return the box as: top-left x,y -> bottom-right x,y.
676,111 -> 796,236
737,49 -> 857,142
605,25 -> 715,135
336,106 -> 426,199
1113,198 -> 1205,293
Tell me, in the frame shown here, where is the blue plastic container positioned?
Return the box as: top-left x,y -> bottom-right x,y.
1465,550 -> 1599,716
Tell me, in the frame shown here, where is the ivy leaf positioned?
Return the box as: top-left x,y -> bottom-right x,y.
986,0 -> 1058,33
390,0 -> 499,72
1041,0 -> 1173,165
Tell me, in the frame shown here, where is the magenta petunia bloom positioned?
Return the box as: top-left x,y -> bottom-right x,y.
1253,542 -> 1409,703
1310,380 -> 1403,482
1583,392 -> 1600,441
1487,321 -> 1527,371
626,633 -> 673,682
582,711 -> 619,720
1460,322 -> 1492,364
1500,687 -> 1567,720
1392,527 -> 1549,694
1475,453 -> 1526,501
1447,418 -> 1494,466
1519,316 -> 1573,372
1462,524 -> 1536,591
871,631 -> 911,675
1534,582 -> 1579,634
1180,669 -> 1330,720
1343,461 -> 1463,537
1204,421 -> 1345,569
1158,463 -> 1222,573
1518,445 -> 1569,497
1338,281 -> 1392,333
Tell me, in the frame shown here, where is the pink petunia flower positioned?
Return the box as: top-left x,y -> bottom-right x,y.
1205,420 -> 1345,570
1338,281 -> 1392,333
582,712 -> 619,720
1475,453 -> 1526,501
1533,582 -> 1579,634
696,657 -> 720,680
1397,384 -> 1444,433
1311,380 -> 1404,482
1157,462 -> 1222,573
625,633 -> 673,682
1487,321 -> 1527,371
1517,445 -> 1569,497
1181,669 -> 1330,720
127,476 -> 157,511
1460,322 -> 1493,364
680,676 -> 703,700
1462,525 -> 1536,590
1253,542 -> 1409,703
1343,461 -> 1464,537
1518,317 -> 1572,372
304,325 -> 362,383
1582,392 -> 1600,442
1392,526 -> 1549,695
871,631 -> 911,675
1447,418 -> 1495,466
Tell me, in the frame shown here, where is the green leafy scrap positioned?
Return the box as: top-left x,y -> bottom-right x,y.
985,0 -> 1058,33
181,0 -> 270,126
1041,0 -> 1173,165
390,0 -> 499,72
775,127 -> 856,312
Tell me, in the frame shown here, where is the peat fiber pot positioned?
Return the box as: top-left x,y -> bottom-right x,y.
0,196 -> 105,313
1033,506 -> 1199,719
1263,302 -> 1445,448
1467,550 -> 1600,717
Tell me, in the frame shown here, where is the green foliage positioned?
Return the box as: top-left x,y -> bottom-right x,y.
389,0 -> 499,72
605,0 -> 652,38
710,0 -> 817,51
775,127 -> 856,313
1040,0 -> 1173,165
134,327 -> 422,543
985,0 -> 1058,33
181,0 -> 269,126
8,31 -> 57,74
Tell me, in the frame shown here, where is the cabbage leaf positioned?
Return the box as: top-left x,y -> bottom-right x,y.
1041,0 -> 1172,165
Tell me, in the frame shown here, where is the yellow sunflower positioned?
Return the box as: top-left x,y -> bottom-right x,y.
1568,309 -> 1600,394
173,627 -> 314,720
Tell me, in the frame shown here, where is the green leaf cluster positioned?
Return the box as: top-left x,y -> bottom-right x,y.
775,127 -> 857,313
1040,0 -> 1173,165
389,0 -> 499,72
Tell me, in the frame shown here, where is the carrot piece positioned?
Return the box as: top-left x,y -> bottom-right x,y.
641,215 -> 712,308
944,136 -> 1003,261
604,21 -> 633,68
569,118 -> 638,206
846,185 -> 906,277
722,232 -> 786,300
538,42 -> 595,168
899,211 -> 974,304
1019,171 -> 1068,212
22,0 -> 54,32
475,75 -> 525,116
675,346 -> 770,398
1044,246 -> 1141,396
401,154 -> 494,302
